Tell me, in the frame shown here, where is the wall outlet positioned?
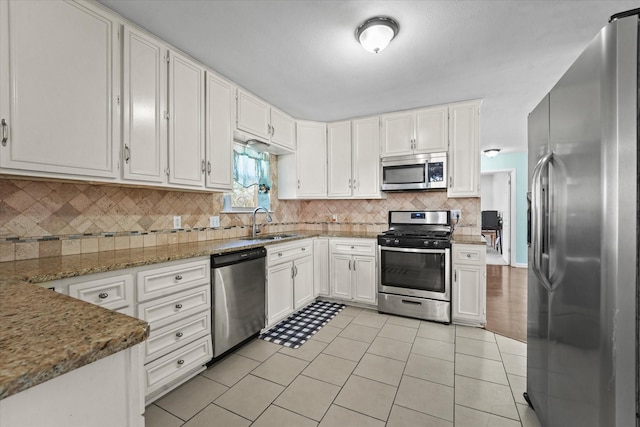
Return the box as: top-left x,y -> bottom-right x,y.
331,214 -> 338,222
210,216 -> 220,228
173,216 -> 181,229
451,209 -> 462,221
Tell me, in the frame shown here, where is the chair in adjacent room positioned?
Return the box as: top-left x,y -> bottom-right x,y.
481,210 -> 502,253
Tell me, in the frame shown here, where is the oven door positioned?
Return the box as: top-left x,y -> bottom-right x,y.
378,246 -> 450,301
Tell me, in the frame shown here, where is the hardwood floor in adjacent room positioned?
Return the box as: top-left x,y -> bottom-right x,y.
485,265 -> 528,343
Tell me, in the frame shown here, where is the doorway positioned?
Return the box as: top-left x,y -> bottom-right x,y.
481,170 -> 515,266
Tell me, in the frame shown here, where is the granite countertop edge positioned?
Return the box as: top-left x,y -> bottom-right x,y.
0,231 -> 379,400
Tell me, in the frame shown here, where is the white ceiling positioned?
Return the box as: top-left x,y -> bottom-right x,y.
97,0 -> 638,154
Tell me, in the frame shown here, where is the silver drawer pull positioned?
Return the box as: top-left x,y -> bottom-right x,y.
466,253 -> 471,258
98,292 -> 108,299
278,252 -> 283,257
175,303 -> 183,309
351,246 -> 355,249
175,275 -> 183,281
301,247 -> 306,251
177,359 -> 185,365
175,332 -> 184,338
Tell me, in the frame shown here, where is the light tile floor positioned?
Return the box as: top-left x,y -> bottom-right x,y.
145,306 -> 542,427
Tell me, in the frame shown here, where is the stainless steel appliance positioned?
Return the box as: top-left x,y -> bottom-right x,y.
211,247 -> 266,358
381,153 -> 447,191
527,9 -> 639,427
377,210 -> 451,323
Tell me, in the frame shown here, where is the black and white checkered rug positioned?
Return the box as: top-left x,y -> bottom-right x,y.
259,300 -> 346,349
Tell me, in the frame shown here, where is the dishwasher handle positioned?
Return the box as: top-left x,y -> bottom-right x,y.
211,247 -> 267,268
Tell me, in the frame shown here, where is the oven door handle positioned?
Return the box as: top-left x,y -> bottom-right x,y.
378,246 -> 448,254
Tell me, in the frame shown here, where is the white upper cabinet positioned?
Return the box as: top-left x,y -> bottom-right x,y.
236,89 -> 271,140
0,0 -> 120,179
351,117 -> 381,198
296,121 -> 327,197
236,89 -> 295,153
269,107 -> 296,152
448,100 -> 481,198
327,121 -> 352,197
205,72 -> 234,191
380,106 -> 448,157
168,50 -> 205,187
327,117 -> 382,199
122,25 -> 167,184
278,120 -> 326,199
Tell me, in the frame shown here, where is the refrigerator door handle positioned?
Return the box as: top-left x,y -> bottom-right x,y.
531,151 -> 554,292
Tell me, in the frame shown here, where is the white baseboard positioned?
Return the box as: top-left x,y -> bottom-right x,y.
513,262 -> 527,268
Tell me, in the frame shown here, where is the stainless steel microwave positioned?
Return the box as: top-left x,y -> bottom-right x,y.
381,153 -> 447,191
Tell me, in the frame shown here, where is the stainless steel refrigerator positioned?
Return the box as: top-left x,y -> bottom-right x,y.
527,9 -> 639,427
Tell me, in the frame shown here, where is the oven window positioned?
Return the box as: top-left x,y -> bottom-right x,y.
427,161 -> 444,183
383,164 -> 425,184
380,250 -> 445,293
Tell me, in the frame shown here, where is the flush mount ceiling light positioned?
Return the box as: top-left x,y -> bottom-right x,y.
355,16 -> 399,54
484,149 -> 501,158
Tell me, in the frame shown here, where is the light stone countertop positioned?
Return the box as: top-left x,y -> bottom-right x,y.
451,234 -> 487,245
0,231 -> 378,400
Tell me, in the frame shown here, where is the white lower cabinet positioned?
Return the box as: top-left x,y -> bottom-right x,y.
42,257 -> 213,404
452,244 -> 486,326
313,238 -> 329,297
266,239 -> 314,327
329,238 -> 377,305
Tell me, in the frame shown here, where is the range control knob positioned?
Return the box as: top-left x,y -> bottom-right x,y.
393,239 -> 400,245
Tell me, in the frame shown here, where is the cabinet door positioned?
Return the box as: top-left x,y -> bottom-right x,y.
414,106 -> 448,153
122,25 -> 166,184
380,112 -> 413,157
293,256 -> 314,309
352,117 -> 381,198
330,254 -> 352,299
452,265 -> 486,325
267,262 -> 294,325
0,0 -> 119,179
296,121 -> 327,197
352,256 -> 376,304
236,89 -> 270,140
448,101 -> 480,197
313,238 -> 329,297
168,50 -> 205,187
205,72 -> 233,191
327,121 -> 352,197
270,107 -> 296,151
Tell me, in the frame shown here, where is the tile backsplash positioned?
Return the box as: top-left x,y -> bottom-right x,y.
0,167 -> 479,262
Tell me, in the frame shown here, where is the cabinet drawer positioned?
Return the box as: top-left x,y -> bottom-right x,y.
453,245 -> 486,264
330,238 -> 376,255
68,274 -> 134,311
137,259 -> 210,302
138,285 -> 210,329
144,335 -> 212,396
267,240 -> 312,265
144,311 -> 211,363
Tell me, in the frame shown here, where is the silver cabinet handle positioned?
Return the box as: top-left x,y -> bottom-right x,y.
466,253 -> 471,258
175,275 -> 183,281
1,119 -> 7,146
124,144 -> 130,164
293,265 -> 298,277
175,303 -> 183,309
271,125 -> 275,136
175,332 -> 184,338
98,292 -> 108,299
291,267 -> 295,278
353,261 -> 356,271
301,247 -> 306,252
177,359 -> 185,365
278,252 -> 283,257
350,246 -> 355,249
201,160 -> 206,174
207,161 -> 212,175
267,124 -> 272,135
348,260 -> 351,270
297,180 -> 301,189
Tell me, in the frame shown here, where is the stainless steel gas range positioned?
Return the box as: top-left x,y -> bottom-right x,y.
377,210 -> 452,323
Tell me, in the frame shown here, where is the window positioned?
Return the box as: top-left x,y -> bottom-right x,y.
223,143 -> 271,211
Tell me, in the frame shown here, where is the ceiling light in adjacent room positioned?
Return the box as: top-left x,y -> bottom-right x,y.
484,149 -> 501,158
356,16 -> 399,54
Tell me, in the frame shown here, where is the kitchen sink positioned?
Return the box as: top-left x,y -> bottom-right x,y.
253,234 -> 300,241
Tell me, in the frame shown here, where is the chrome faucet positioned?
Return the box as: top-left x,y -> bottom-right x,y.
252,206 -> 272,237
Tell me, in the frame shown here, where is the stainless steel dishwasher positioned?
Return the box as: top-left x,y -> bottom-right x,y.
211,247 -> 266,358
